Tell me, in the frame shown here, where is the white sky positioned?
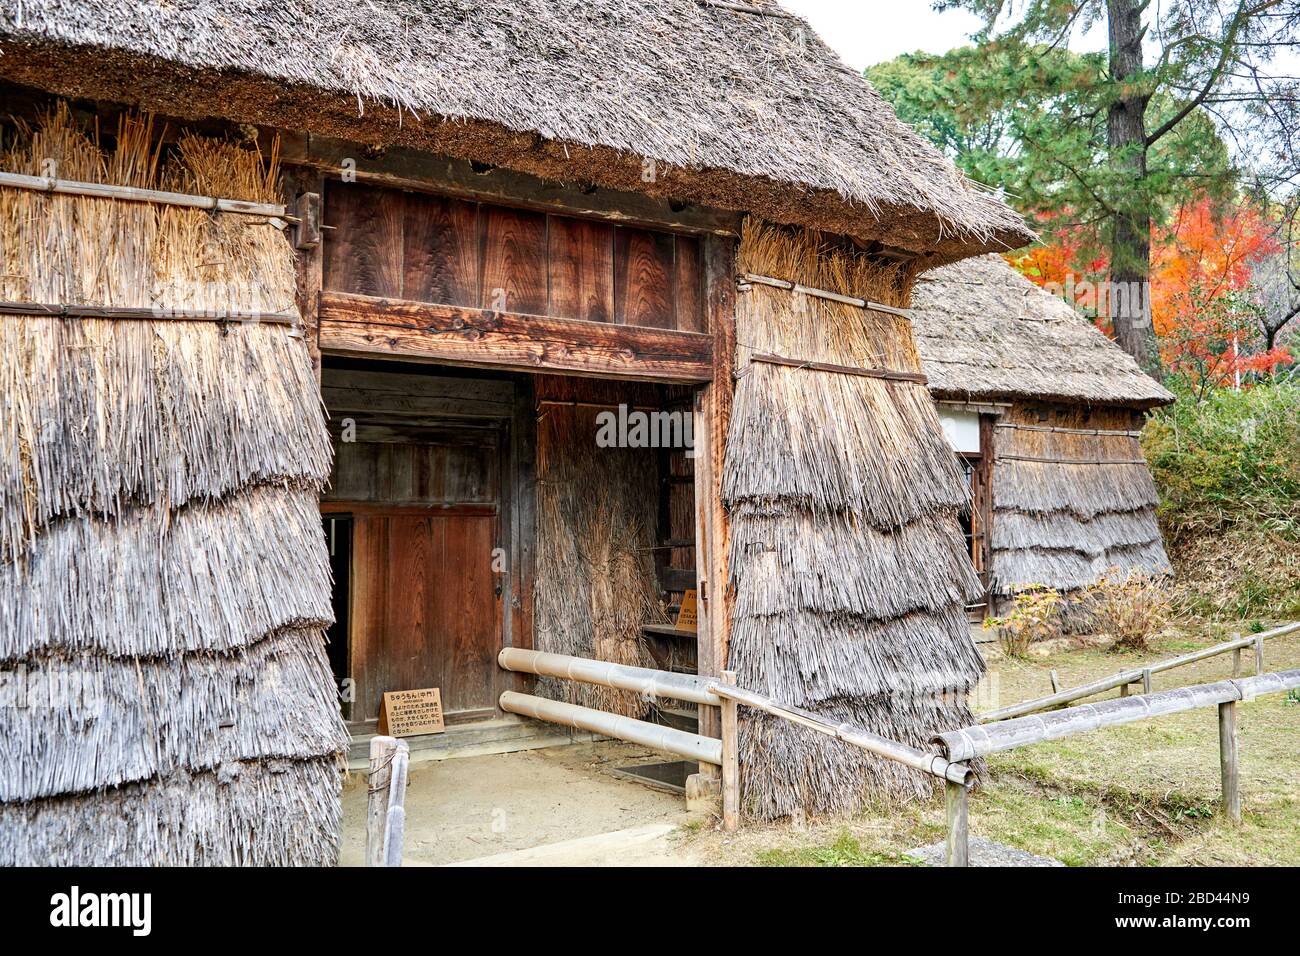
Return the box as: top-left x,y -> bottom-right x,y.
779,1 -> 992,69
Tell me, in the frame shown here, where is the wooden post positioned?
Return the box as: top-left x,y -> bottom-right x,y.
1049,669 -> 1061,694
284,166 -> 325,381
693,234 -> 737,775
1254,634 -> 1265,675
382,739 -> 411,866
720,669 -> 740,832
366,735 -> 398,867
945,780 -> 970,867
1218,701 -> 1240,824
1142,668 -> 1153,695
1232,645 -> 1243,678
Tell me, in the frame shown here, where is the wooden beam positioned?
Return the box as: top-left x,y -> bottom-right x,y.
1219,700 -> 1241,825
285,166 -> 326,378
319,291 -> 713,383
694,235 -> 737,759
280,132 -> 742,238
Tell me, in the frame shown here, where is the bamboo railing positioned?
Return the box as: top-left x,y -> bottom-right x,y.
937,668 -> 1300,866
497,648 -> 967,834
978,621 -> 1299,723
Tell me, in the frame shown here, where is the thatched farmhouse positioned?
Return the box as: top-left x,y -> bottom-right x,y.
911,255 -> 1174,623
0,0 -> 1033,861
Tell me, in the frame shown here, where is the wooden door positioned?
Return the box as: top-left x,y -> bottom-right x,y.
350,507 -> 503,724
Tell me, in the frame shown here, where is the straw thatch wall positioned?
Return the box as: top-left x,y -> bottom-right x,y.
991,404 -> 1171,622
724,221 -> 984,819
0,106 -> 347,865
0,1 -> 1032,262
533,377 -> 668,719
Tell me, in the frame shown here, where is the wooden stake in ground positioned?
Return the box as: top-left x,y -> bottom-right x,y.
720,670 -> 740,832
1218,701 -> 1240,825
946,780 -> 969,867
366,736 -> 398,867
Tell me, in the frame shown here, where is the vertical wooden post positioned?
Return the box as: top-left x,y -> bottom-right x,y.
720,670 -> 740,832
1254,634 -> 1265,675
1232,645 -> 1243,678
366,735 -> 398,867
382,739 -> 411,867
284,165 -> 325,381
1142,668 -> 1153,695
1218,700 -> 1240,824
694,234 -> 737,775
945,780 -> 970,867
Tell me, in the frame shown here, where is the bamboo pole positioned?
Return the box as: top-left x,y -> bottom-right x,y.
720,669 -> 740,832
0,169 -> 289,218
979,622 -> 1300,723
1218,701 -> 1240,825
939,669 -> 1300,762
737,272 -> 914,318
497,647 -> 721,706
708,681 -> 970,785
499,691 -> 723,765
0,300 -> 299,325
747,352 -> 928,385
946,780 -> 969,867
366,736 -> 398,868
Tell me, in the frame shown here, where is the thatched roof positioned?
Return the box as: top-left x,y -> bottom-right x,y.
0,108 -> 346,865
724,222 -> 983,819
0,1 -> 1032,261
912,255 -> 1175,409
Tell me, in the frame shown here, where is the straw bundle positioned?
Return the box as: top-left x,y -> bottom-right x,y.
533,378 -> 666,718
725,221 -> 984,819
0,106 -> 346,866
990,404 -> 1171,621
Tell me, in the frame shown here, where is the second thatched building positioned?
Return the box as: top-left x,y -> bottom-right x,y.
911,255 -> 1175,622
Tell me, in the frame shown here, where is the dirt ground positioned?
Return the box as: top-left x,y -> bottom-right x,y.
338,740 -> 700,865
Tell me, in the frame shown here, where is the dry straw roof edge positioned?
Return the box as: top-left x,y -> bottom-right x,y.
912,255 -> 1176,409
0,0 -> 1033,261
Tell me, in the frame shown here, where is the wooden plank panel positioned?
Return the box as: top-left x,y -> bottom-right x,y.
481,205 -> 548,315
673,235 -> 704,332
403,193 -> 480,307
547,215 -> 614,323
320,292 -> 713,383
435,515 -> 502,715
322,181 -> 405,298
615,227 -> 676,328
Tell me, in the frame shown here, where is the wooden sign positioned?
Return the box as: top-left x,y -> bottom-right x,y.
675,589 -> 698,633
378,688 -> 445,737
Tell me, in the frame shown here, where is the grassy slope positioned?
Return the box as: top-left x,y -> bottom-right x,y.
692,624 -> 1300,866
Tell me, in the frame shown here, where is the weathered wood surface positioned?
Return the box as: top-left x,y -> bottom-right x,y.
1219,700 -> 1240,824
280,132 -> 743,238
318,291 -> 713,382
946,780 -> 970,867
720,669 -> 740,832
497,647 -> 722,706
366,735 -> 398,867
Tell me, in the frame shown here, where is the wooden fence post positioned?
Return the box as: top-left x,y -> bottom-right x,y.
1142,668 -> 1153,695
1218,701 -> 1240,825
366,735 -> 398,867
945,780 -> 969,867
720,669 -> 740,832
383,739 -> 411,866
1254,634 -> 1265,676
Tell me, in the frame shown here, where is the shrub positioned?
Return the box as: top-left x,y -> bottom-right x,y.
1083,568 -> 1174,651
984,585 -> 1063,658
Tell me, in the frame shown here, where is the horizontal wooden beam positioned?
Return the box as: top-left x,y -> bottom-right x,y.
280,133 -> 742,238
319,291 -> 713,383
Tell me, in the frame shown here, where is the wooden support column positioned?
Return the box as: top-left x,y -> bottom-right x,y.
946,780 -> 970,867
284,165 -> 325,380
694,234 -> 737,766
720,669 -> 740,831
1219,700 -> 1241,824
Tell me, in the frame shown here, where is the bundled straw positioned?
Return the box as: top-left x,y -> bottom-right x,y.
533,378 -> 667,718
990,404 -> 1171,620
725,220 -> 983,819
0,105 -> 346,866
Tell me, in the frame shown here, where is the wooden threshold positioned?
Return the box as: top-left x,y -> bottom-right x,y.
319,291 -> 714,383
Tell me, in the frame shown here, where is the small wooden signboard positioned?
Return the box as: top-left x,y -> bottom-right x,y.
378,687 -> 445,738
675,589 -> 698,633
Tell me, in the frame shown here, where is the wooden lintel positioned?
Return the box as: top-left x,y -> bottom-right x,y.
279,132 -> 743,238
318,291 -> 713,383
